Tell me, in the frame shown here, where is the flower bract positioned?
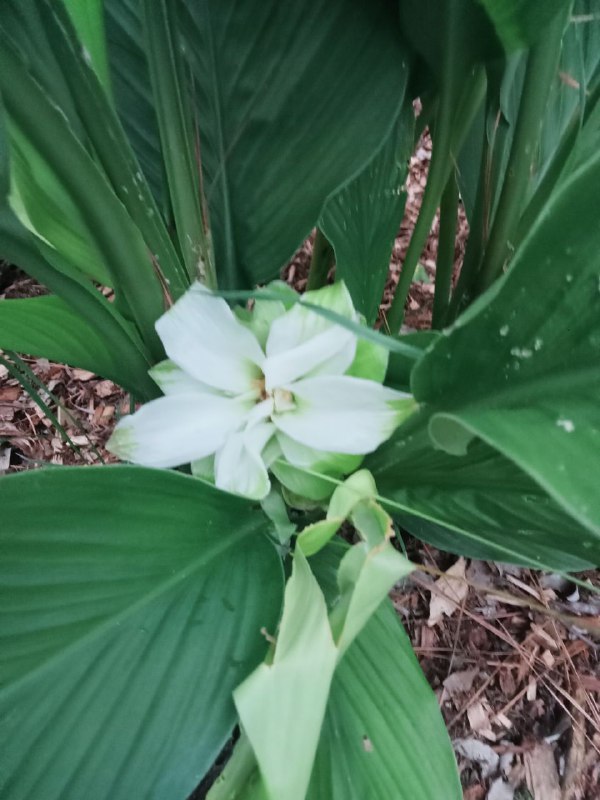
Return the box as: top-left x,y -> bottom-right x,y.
107,281 -> 415,500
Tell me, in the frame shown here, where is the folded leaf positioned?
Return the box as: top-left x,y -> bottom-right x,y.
412,149 -> 600,548
320,105 -> 413,324
368,426 -> 596,570
308,542 -> 461,800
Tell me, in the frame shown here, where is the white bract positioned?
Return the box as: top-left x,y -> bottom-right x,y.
107,281 -> 415,500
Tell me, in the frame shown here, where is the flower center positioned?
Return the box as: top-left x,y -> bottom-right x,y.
272,388 -> 295,413
253,378 -> 296,414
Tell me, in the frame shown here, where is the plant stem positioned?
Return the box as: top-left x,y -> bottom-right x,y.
475,13 -> 566,293
143,0 -> 216,289
447,97 -> 493,322
306,227 -> 335,291
431,174 -> 458,329
206,734 -> 258,799
386,68 -> 485,333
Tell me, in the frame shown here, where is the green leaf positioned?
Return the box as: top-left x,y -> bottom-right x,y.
0,30 -> 165,356
399,0 -> 500,82
320,105 -> 413,324
308,542 -> 461,800
0,295 -> 136,390
107,0 -> 410,288
236,484 -> 412,800
0,95 -> 9,200
368,426 -> 595,570
62,0 -> 111,90
0,207 -> 157,399
7,126 -> 114,285
210,539 -> 457,800
104,0 -> 165,203
412,152 -> 600,549
142,0 -> 214,287
478,0 -> 572,51
234,550 -> 338,800
0,466 -> 283,800
34,0 -> 189,299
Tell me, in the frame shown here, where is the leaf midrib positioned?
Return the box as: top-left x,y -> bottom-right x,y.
0,524 -> 257,701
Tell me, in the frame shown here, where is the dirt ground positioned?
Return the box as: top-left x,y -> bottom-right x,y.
1,132 -> 599,799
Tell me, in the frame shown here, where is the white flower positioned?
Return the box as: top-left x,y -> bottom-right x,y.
107,281 -> 415,500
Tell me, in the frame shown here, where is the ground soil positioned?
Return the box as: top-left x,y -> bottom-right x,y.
1,131 -> 598,800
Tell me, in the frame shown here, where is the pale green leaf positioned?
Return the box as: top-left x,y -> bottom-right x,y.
234,549 -> 338,800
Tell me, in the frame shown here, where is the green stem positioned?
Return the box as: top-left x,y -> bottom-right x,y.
206,734 -> 260,800
306,227 -> 334,291
142,0 -> 216,289
447,96 -> 493,321
475,13 -> 567,293
413,91 -> 438,147
386,68 -> 485,333
431,174 -> 458,329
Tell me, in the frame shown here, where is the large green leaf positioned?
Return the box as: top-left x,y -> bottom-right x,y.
0,295 -> 140,390
62,0 -> 111,90
368,425 -> 595,570
0,207 -> 157,399
398,0 -> 500,82
478,0 -> 572,51
320,106 -> 413,325
0,466 -> 283,800
412,149 -> 600,547
307,542 -> 461,800
0,28 -> 165,356
107,0 -> 410,288
33,0 -> 189,299
104,0 -> 165,203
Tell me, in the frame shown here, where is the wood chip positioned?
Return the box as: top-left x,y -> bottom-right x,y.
524,743 -> 560,800
467,699 -> 496,740
0,446 -> 11,473
0,386 -> 20,401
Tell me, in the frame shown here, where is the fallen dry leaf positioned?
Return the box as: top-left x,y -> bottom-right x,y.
71,368 -> 95,381
443,668 -> 479,698
428,557 -> 468,626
